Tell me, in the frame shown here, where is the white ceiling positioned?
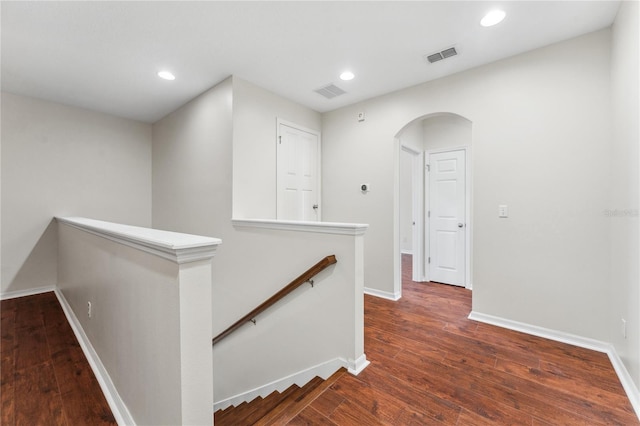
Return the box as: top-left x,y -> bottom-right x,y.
1,1 -> 621,123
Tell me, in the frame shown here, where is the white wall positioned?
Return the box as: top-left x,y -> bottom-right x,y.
213,224 -> 365,403
323,29 -> 613,341
232,77 -> 322,219
1,93 -> 152,295
609,0 -> 639,389
399,149 -> 413,254
422,114 -> 472,152
152,76 -> 365,405
399,119 -> 423,152
152,75 -> 238,349
152,78 -> 233,238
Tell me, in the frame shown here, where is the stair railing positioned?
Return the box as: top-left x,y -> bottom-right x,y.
212,255 -> 337,346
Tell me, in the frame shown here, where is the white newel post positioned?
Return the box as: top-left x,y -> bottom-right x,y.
178,260 -> 214,425
56,217 -> 221,426
350,231 -> 370,375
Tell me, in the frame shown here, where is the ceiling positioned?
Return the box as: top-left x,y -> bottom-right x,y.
1,1 -> 621,123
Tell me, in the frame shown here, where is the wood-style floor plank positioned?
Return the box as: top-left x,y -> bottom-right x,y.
14,325 -> 49,371
1,353 -> 15,425
14,362 -> 68,426
349,363 -> 461,424
329,373 -> 407,424
288,406 -> 338,426
327,398 -> 386,425
307,387 -> 344,417
0,292 -> 116,426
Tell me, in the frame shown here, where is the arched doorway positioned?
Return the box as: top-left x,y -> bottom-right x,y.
394,112 -> 473,297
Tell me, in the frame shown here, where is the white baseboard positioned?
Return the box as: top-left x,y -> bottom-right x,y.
346,354 -> 370,376
1,285 -> 56,300
214,357 -> 346,412
468,311 -> 611,352
364,287 -> 401,301
606,344 -> 640,419
55,289 -> 135,426
469,311 -> 640,420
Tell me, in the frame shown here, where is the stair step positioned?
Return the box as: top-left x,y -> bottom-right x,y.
214,368 -> 346,426
256,369 -> 346,425
253,377 -> 323,426
215,384 -> 301,425
240,385 -> 301,425
215,398 -> 261,425
238,390 -> 286,424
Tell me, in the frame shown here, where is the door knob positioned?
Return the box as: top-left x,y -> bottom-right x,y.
458,223 -> 464,228
313,204 -> 319,210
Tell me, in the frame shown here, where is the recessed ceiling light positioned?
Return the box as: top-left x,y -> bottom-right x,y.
480,10 -> 506,27
340,71 -> 355,81
157,71 -> 176,81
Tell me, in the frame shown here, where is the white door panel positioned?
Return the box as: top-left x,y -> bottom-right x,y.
429,150 -> 465,286
277,122 -> 320,221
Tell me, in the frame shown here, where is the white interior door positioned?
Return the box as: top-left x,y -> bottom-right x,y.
277,121 -> 320,221
428,149 -> 466,286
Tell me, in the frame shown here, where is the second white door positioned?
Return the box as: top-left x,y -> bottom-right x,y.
428,149 -> 466,286
277,121 -> 320,221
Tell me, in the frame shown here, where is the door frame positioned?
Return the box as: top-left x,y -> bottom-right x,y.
425,146 -> 472,288
401,145 -> 425,282
276,118 -> 322,221
393,138 -> 473,299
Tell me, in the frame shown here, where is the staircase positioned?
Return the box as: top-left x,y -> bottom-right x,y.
214,368 -> 346,425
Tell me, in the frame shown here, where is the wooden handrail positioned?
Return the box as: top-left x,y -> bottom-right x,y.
212,255 -> 337,346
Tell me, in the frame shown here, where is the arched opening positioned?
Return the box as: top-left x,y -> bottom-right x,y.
394,112 -> 473,298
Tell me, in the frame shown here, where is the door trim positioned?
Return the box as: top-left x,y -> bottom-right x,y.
425,145 -> 472,289
401,145 -> 425,282
276,118 -> 322,221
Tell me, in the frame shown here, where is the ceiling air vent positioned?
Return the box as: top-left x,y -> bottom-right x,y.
425,46 -> 458,64
441,47 -> 457,58
314,83 -> 346,99
427,52 -> 444,63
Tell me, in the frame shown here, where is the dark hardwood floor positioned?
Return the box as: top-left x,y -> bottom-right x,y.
3,257 -> 639,425
284,254 -> 638,425
1,292 -> 116,425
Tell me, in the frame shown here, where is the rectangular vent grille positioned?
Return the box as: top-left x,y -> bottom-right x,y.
427,52 -> 443,63
441,47 -> 457,58
425,46 -> 458,64
314,84 -> 346,99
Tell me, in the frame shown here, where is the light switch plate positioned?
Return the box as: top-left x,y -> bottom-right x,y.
499,205 -> 508,218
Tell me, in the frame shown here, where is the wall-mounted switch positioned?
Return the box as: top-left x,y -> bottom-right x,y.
498,205 -> 508,218
87,301 -> 92,318
357,112 -> 365,122
361,183 -> 370,192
